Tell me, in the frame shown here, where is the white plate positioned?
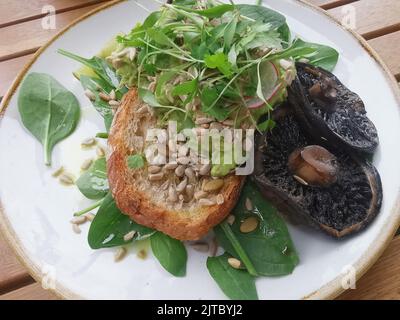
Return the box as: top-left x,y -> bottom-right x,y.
1,0 -> 400,300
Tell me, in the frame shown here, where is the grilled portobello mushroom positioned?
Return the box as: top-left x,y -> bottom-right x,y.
253,108 -> 382,238
288,63 -> 379,154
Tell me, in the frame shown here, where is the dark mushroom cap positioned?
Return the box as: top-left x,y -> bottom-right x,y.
253,113 -> 382,238
288,63 -> 379,154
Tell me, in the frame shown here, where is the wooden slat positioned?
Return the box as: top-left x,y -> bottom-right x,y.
0,234 -> 33,295
307,0 -> 359,10
328,0 -> 400,39
0,0 -> 110,28
0,3 -> 107,62
338,236 -> 400,300
368,31 -> 400,80
0,283 -> 58,300
0,54 -> 32,98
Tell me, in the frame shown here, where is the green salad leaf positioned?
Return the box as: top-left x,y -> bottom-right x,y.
150,232 -> 187,277
58,49 -> 120,88
292,39 -> 339,71
76,158 -> 109,200
18,73 -> 80,166
79,75 -> 114,131
215,181 -> 299,276
207,254 -> 258,300
88,193 -> 155,249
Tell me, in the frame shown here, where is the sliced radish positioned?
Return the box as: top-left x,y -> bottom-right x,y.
246,61 -> 281,109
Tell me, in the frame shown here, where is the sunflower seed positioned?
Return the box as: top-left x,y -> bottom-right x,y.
279,59 -> 293,70
177,157 -> 190,165
168,187 -> 178,202
199,164 -> 211,176
123,231 -> 137,242
114,247 -> 127,262
226,215 -> 235,225
137,249 -> 147,260
199,198 -> 216,206
137,105 -> 148,114
209,122 -> 223,130
160,180 -> 170,191
149,172 -> 164,181
128,48 -> 137,61
148,81 -> 156,93
52,166 -> 64,177
84,89 -> 96,101
99,92 -> 111,102
185,167 -> 195,180
186,184 -> 194,200
228,257 -> 242,269
96,146 -> 106,158
115,48 -> 129,58
203,179 -> 224,192
85,213 -> 95,221
195,117 -> 214,125
245,198 -> 253,211
81,159 -> 93,171
222,119 -> 234,126
112,58 -> 124,69
293,175 -> 309,186
194,190 -> 208,200
216,194 -> 224,205
176,178 -> 188,193
190,242 -> 209,252
298,58 -> 310,64
240,217 -> 259,233
165,163 -> 178,170
109,90 -> 116,100
70,216 -> 87,225
175,165 -> 186,177
81,138 -> 96,148
72,223 -> 81,234
109,100 -> 120,107
148,166 -> 161,174
59,173 -> 75,185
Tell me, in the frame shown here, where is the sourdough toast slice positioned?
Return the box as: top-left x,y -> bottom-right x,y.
107,89 -> 244,240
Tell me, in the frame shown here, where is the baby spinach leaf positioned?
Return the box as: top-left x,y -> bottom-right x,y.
207,254 -> 258,300
58,49 -> 120,88
177,4 -> 234,19
18,73 -> 80,166
293,39 -> 339,71
215,181 -> 299,276
150,232 -> 187,277
127,154 -> 145,169
88,193 -> 155,249
80,75 -> 114,131
237,4 -> 291,45
76,158 -> 108,200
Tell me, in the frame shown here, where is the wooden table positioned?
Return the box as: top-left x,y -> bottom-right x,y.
0,0 -> 399,300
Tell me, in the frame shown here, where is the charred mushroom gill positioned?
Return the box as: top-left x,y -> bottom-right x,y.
253,113 -> 382,238
288,63 -> 379,154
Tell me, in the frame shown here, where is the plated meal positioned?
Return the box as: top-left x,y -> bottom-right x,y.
1,0 -> 399,300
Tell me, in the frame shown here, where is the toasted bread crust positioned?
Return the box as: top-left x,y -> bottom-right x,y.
107,89 -> 243,240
